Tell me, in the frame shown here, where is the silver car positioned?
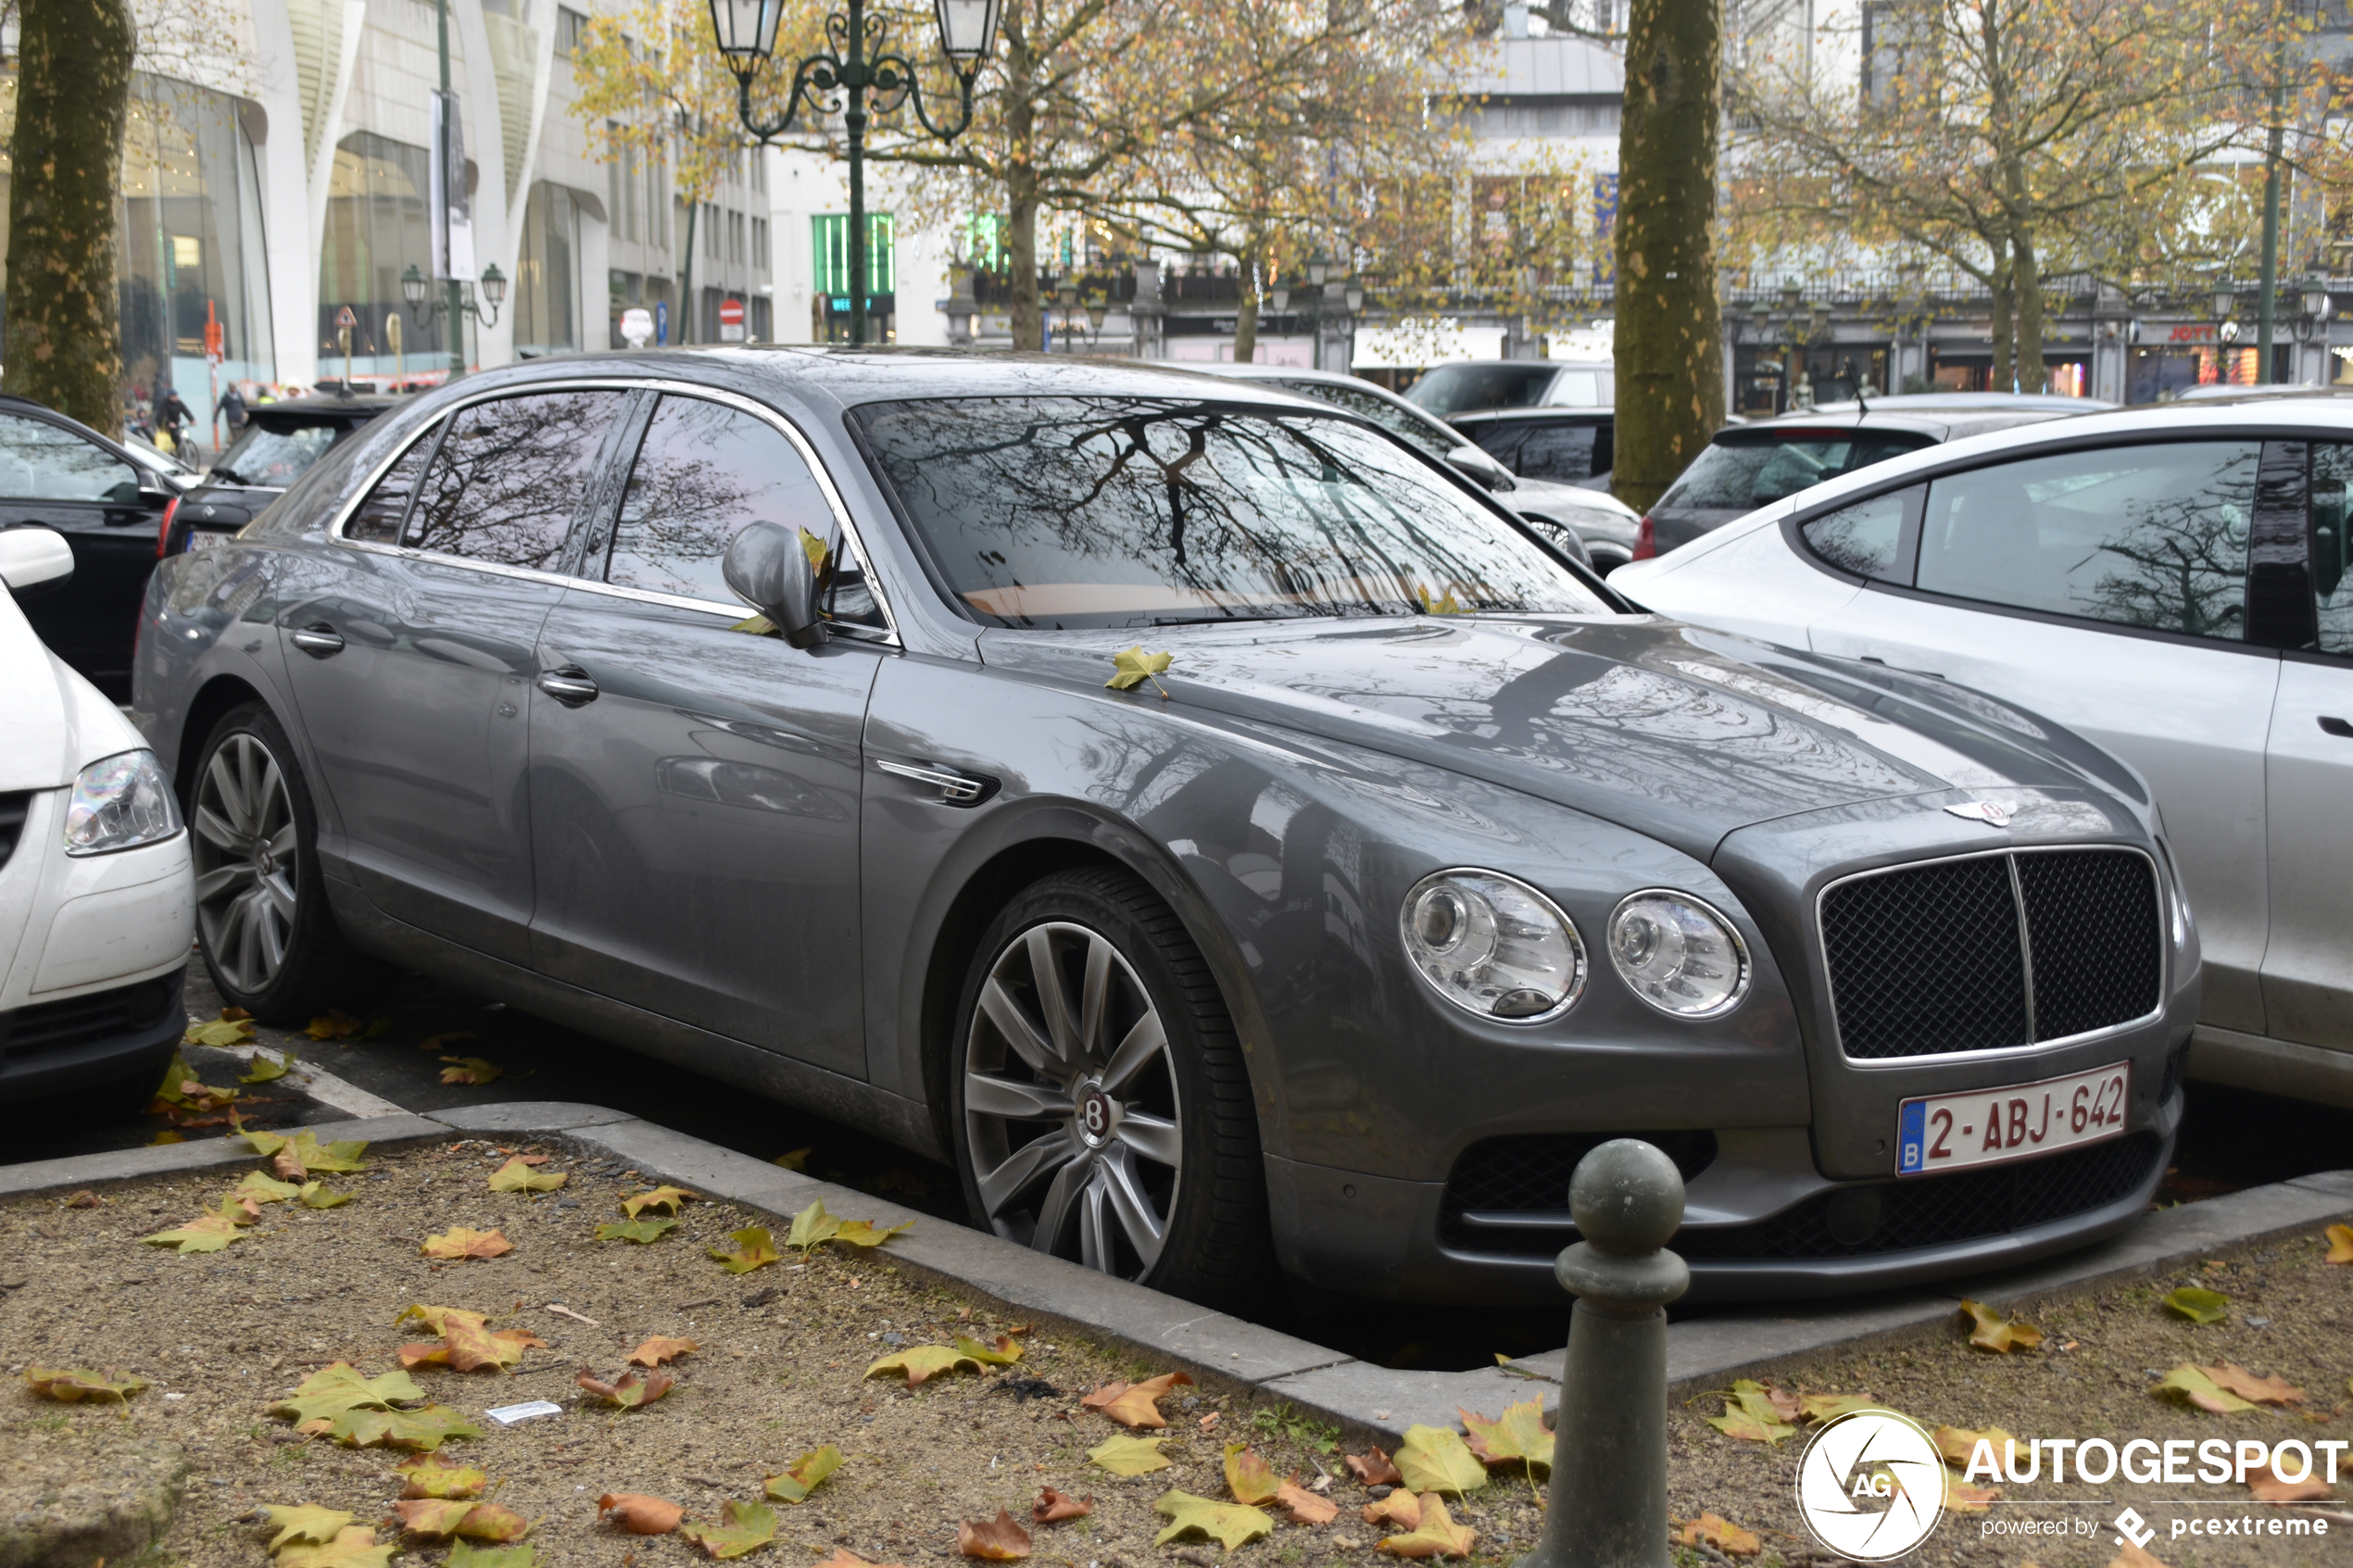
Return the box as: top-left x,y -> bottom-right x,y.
1616,393 -> 2353,1110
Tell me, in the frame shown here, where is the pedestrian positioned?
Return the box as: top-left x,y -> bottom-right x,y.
220,383 -> 249,433
158,385 -> 193,450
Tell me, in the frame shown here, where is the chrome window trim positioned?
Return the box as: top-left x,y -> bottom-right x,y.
1814,842 -> 2166,1068
321,375 -> 900,646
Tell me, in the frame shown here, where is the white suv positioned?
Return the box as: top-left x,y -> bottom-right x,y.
0,526 -> 193,1108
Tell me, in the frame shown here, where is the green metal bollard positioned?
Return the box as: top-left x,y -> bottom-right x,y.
1515,1138 -> 1691,1568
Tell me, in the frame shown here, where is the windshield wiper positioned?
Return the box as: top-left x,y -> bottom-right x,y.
1144,612 -> 1292,626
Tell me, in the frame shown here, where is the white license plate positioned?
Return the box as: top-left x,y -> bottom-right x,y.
1895,1060 -> 2131,1176
186,529 -> 229,549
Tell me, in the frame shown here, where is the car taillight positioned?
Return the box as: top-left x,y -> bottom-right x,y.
155,495 -> 181,558
1632,516 -> 1656,560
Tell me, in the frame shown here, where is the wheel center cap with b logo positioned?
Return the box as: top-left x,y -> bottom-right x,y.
1075,1080 -> 1120,1149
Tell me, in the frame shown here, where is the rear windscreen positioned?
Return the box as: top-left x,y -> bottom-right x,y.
1657,432 -> 1931,511
208,421 -> 346,489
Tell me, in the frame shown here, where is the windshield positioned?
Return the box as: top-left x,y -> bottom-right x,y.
1657,431 -> 1931,511
854,395 -> 1612,630
1407,363 -> 1559,416
1274,379 -> 1458,461
209,420 -> 346,488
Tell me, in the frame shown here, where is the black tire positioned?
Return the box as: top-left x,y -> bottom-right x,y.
187,701 -> 384,1023
949,866 -> 1270,1311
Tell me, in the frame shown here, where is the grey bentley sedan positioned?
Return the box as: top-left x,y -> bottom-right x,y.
132,349 -> 2199,1308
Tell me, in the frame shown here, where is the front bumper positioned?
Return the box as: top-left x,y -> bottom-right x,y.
1266,1076 -> 2183,1305
0,964 -> 185,1101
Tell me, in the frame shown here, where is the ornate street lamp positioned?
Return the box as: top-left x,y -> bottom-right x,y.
2301,272 -> 2334,323
712,0 -> 998,345
401,261 -> 506,330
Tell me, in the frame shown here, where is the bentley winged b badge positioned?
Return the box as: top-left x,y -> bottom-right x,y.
1944,800 -> 2014,827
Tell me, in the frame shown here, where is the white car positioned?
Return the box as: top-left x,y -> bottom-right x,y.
0,526 -> 194,1108
1614,394 -> 2353,1110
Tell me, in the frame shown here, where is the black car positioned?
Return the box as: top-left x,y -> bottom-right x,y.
1448,408 -> 1615,492
0,392 -> 193,696
163,394 -> 400,555
1639,395 -> 2103,558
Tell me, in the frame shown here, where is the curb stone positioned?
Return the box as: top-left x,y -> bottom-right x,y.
4,1094 -> 2348,1445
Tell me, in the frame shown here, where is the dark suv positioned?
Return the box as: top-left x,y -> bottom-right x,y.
1640,395 -> 2103,558
1448,408 -> 1614,493
163,394 -> 400,555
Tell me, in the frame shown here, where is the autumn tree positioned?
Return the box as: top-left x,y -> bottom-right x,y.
1728,0 -> 2299,390
4,0 -> 136,433
1106,0 -> 1466,360
573,0 -> 747,344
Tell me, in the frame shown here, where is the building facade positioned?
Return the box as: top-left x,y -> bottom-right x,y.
0,0 -> 774,447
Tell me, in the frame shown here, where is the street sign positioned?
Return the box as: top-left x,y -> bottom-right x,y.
719,297 -> 746,343
336,306 -> 358,329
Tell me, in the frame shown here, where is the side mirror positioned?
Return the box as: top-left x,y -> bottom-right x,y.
723,521 -> 825,649
1446,443 -> 1514,492
0,526 -> 74,596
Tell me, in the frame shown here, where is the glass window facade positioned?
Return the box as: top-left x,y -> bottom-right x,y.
320,130 -> 455,379
514,182 -> 579,358
0,71 -> 276,445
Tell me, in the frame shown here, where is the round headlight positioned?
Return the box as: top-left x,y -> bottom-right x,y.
1400,870 -> 1585,1022
63,749 -> 182,857
1607,890 -> 1750,1019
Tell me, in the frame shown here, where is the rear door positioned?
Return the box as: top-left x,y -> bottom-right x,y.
2259,439 -> 2353,1057
1806,439 -> 2284,1034
278,386 -> 631,963
525,389 -> 888,1075
0,409 -> 169,692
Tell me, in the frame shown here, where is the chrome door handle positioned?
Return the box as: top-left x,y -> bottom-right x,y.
875,758 -> 993,805
536,667 -> 599,706
291,623 -> 345,657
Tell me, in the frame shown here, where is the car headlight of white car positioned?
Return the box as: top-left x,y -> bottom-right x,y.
63,749 -> 182,856
1607,889 -> 1750,1018
1401,869 -> 1587,1022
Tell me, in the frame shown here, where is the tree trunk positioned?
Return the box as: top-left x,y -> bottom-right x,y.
680,201 -> 697,344
5,0 -> 135,434
2010,226 -> 2045,394
1612,0 -> 1721,512
1988,245 -> 2013,394
1231,233 -> 1265,363
1003,33 -> 1044,353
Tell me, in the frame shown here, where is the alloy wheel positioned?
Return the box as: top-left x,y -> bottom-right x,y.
191,732 -> 300,995
963,921 -> 1184,1279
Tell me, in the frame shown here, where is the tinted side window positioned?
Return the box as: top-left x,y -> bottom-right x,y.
0,414 -> 138,503
1514,423 -> 1597,483
1799,488 -> 1918,582
1916,442 -> 2258,640
1461,423 -> 1529,470
605,395 -> 883,628
405,392 -> 625,568
344,424 -> 441,544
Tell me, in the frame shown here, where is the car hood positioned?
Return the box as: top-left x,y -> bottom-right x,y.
0,591 -> 145,791
978,616 -> 2134,861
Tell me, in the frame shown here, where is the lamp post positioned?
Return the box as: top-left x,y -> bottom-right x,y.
2297,272 -> 2334,384
402,262 -> 507,336
711,0 -> 999,346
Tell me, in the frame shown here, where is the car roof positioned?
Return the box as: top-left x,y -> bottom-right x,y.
417,345 -> 1354,415
1419,358 -> 1611,372
2168,383 -> 2353,404
1711,400 -> 2095,445
1736,395 -> 2353,521
1803,392 -> 2112,414
251,395 -> 405,420
1448,406 -> 1614,425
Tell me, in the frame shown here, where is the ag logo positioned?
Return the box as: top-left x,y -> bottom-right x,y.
1794,1409 -> 1945,1561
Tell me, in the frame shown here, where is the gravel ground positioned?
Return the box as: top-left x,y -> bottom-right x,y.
1665,1232 -> 2353,1568
6,1135 -> 2348,1568
0,1138 -> 1551,1568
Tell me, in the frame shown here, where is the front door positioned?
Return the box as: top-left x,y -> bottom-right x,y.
1806,438 -> 2283,1033
278,388 -> 629,963
526,391 -> 887,1074
0,410 -> 167,694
